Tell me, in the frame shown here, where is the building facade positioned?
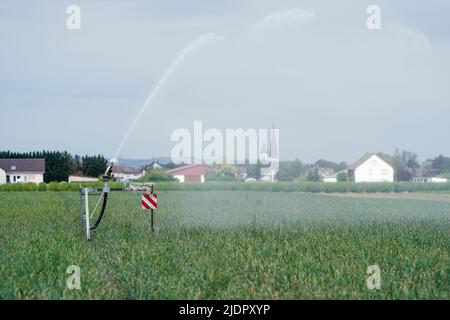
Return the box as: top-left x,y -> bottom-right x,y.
111,166 -> 144,182
413,177 -> 447,183
348,154 -> 394,183
166,164 -> 211,183
0,159 -> 45,184
68,176 -> 99,183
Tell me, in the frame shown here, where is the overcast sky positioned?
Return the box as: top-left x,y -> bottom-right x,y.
1,0 -> 449,163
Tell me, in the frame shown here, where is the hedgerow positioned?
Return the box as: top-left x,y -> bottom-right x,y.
1,181 -> 450,193
154,181 -> 450,193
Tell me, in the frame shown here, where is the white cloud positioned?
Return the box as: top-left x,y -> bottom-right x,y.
254,8 -> 315,30
1,1 -> 450,161
393,24 -> 431,53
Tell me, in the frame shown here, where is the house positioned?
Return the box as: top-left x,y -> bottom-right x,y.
318,167 -> 335,178
145,161 -> 163,171
413,177 -> 448,183
235,166 -> 248,180
68,176 -> 99,183
111,166 -> 144,182
166,164 -> 211,183
259,126 -> 279,182
322,173 -> 338,183
142,161 -> 164,176
259,165 -> 278,182
322,170 -> 347,183
0,159 -> 45,184
347,153 -> 394,182
318,167 -> 337,182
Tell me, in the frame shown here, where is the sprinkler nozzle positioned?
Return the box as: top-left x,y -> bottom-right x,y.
109,157 -> 119,166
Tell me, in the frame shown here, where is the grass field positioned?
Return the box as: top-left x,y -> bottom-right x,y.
0,191 -> 449,299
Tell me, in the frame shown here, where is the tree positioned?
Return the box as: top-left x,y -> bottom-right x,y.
400,150 -> 419,176
379,149 -> 420,179
337,171 -> 348,182
81,155 -> 107,178
391,149 -> 405,174
305,168 -> 321,182
69,155 -> 83,176
396,169 -> 413,182
205,163 -> 237,181
138,168 -> 176,182
0,150 -> 109,182
422,159 -> 435,176
431,155 -> 450,174
315,159 -> 347,172
276,159 -> 306,181
245,160 -> 261,180
402,151 -> 419,169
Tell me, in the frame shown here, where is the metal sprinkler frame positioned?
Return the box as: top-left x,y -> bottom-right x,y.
76,33 -> 221,240
79,162 -> 157,240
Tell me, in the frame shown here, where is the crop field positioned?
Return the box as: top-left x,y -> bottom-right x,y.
0,191 -> 449,299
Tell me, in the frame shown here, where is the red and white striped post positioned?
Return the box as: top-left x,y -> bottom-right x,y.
141,185 -> 158,232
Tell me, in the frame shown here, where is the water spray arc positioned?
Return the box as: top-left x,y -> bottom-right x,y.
113,32 -> 224,160
80,33 -> 223,240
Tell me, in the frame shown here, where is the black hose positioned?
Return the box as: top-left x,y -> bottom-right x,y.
90,192 -> 108,230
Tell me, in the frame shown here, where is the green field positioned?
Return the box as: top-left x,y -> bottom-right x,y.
0,191 -> 449,299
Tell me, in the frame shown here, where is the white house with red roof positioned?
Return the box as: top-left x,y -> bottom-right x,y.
166,164 -> 211,183
111,166 -> 144,182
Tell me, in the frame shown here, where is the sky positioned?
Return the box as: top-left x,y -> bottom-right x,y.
1,0 -> 449,163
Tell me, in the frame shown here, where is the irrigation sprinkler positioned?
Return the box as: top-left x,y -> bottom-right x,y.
79,161 -> 159,240
77,34 -> 222,240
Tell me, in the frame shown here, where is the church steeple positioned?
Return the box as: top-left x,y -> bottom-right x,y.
269,122 -> 278,160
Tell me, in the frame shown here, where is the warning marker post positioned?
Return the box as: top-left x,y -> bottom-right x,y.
141,183 -> 158,233
149,184 -> 154,233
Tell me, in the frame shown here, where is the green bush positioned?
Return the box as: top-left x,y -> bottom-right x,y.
57,182 -> 70,191
48,182 -> 59,191
137,168 -> 176,182
67,183 -> 80,191
2,180 -> 450,193
23,182 -> 38,192
6,183 -> 23,191
153,181 -> 450,193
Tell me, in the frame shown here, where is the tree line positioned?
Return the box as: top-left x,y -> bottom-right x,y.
199,151 -> 450,182
274,151 -> 450,182
0,151 -> 107,183
2,149 -> 449,183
